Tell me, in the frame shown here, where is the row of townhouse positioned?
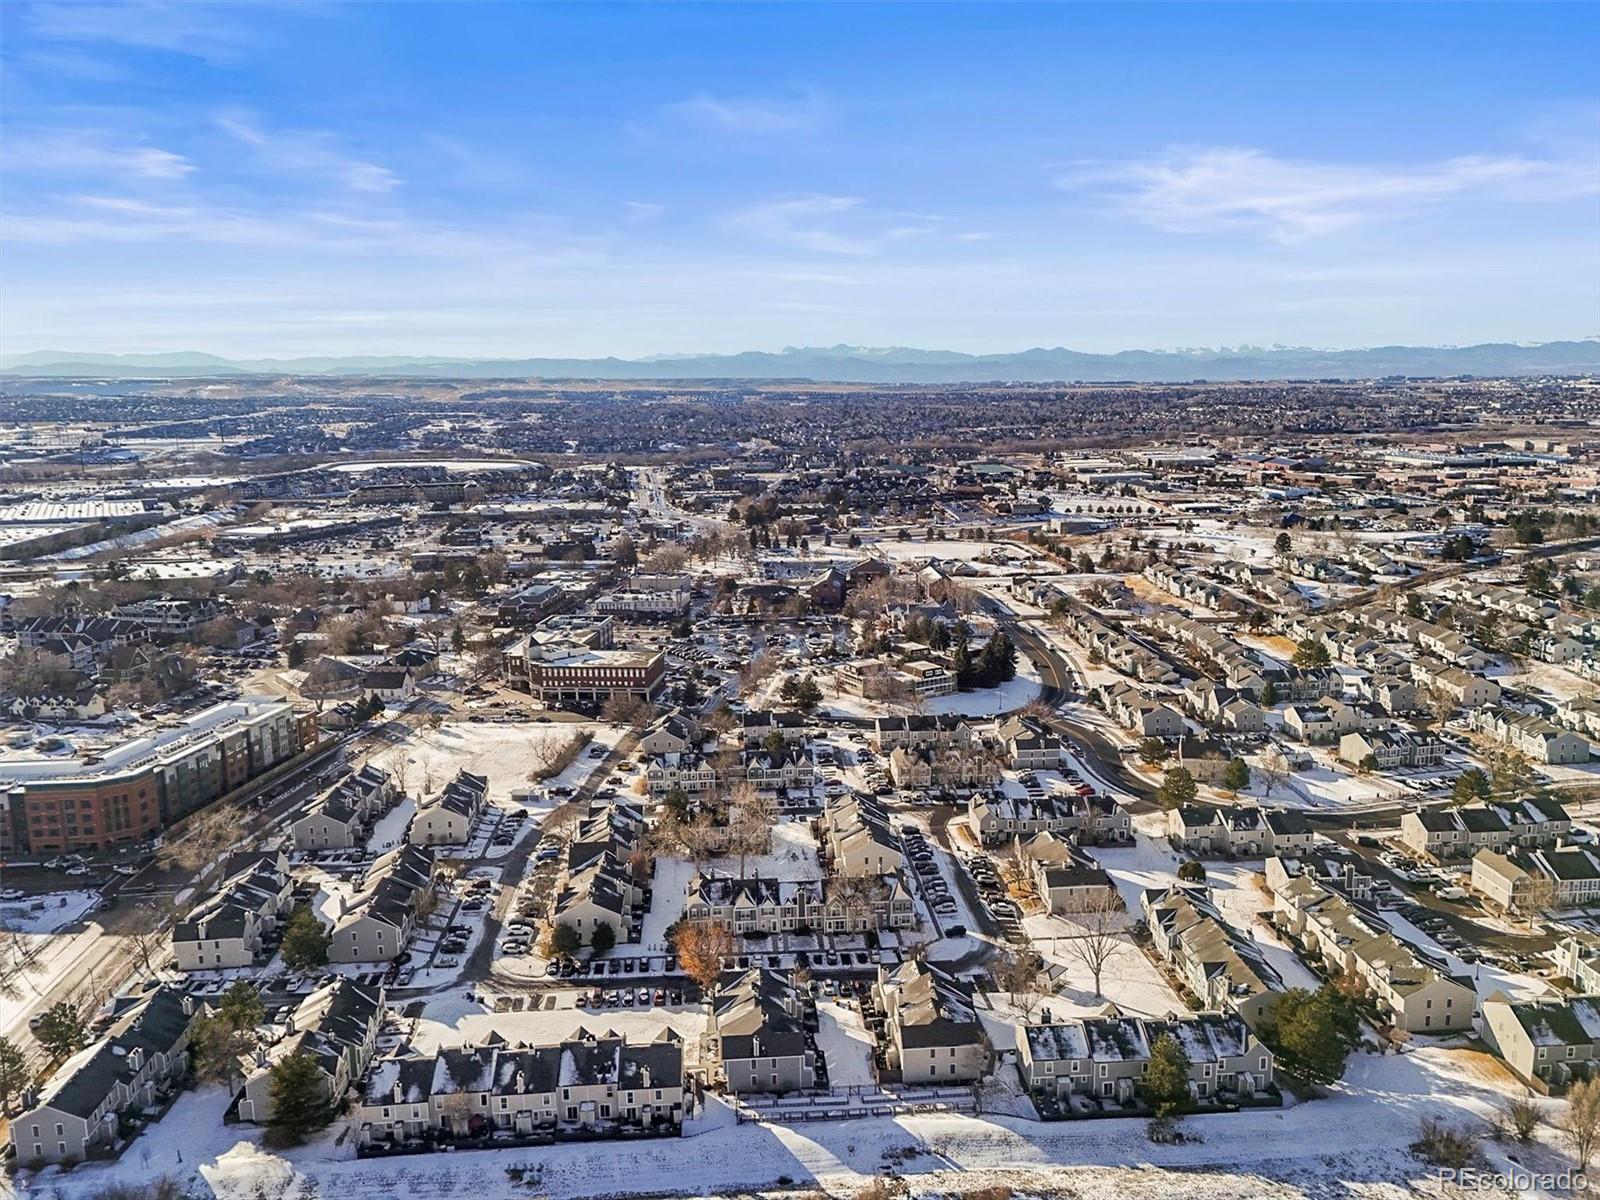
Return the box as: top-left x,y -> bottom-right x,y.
1338,727 -> 1448,770
997,714 -> 1069,769
1028,844 -> 1119,915
1556,696 -> 1600,741
237,979 -> 386,1123
1142,562 -> 1236,611
968,790 -> 1131,847
567,800 -> 646,872
358,1027 -> 684,1150
1264,845 -> 1377,904
1401,795 -> 1572,860
871,713 -> 974,753
706,968 -> 818,1093
1056,602 -> 1178,684
1141,887 -> 1282,1025
1436,579 -> 1561,626
1408,658 -> 1502,708
1018,1011 -> 1275,1108
683,871 -> 917,935
1482,993 -> 1600,1091
1143,612 -> 1256,689
1166,805 -> 1315,859
1470,708 -> 1592,765
1471,845 -> 1600,912
1282,696 -> 1386,745
291,763 -> 396,851
643,747 -> 818,798
818,792 -> 903,876
409,769 -> 489,847
887,744 -> 1004,791
330,844 -> 437,963
552,850 -> 638,947
1270,876 -> 1474,1033
1181,680 -> 1265,734
172,849 -> 294,971
741,709 -> 809,747
872,959 -> 992,1084
1355,607 -> 1490,669
638,711 -> 704,756
11,986 -> 204,1166
1101,682 -> 1186,739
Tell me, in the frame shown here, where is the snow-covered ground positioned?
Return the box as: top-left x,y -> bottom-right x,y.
363,795 -> 415,854
814,999 -> 876,1086
741,816 -> 823,882
0,889 -> 99,935
32,1040 -> 1573,1200
1020,912 -> 1184,1020
637,853 -> 698,954
367,719 -> 627,818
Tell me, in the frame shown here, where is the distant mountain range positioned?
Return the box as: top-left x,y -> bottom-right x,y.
2,340 -> 1596,383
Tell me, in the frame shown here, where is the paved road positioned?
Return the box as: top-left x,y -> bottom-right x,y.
1002,620 -> 1161,811
403,726 -> 643,999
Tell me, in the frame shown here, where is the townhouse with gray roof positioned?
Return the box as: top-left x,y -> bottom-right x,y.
11,985 -> 205,1166
236,978 -> 386,1123
1482,993 -> 1600,1091
872,959 -> 991,1084
330,843 -> 436,963
706,968 -> 817,1094
357,1026 -> 684,1149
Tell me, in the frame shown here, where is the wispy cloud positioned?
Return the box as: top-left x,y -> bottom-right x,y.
4,129 -> 194,180
728,195 -> 943,256
1062,145 -> 1600,242
216,111 -> 401,194
660,89 -> 826,135
624,201 -> 667,223
23,1 -> 257,63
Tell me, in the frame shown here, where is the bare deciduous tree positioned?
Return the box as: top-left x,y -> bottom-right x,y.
1564,1077 -> 1600,1171
1053,886 -> 1127,998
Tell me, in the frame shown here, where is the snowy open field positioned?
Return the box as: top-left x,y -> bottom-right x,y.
24,1041 -> 1564,1200
367,719 -> 628,816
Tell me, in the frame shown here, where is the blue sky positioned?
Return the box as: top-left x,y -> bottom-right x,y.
2,1 -> 1597,358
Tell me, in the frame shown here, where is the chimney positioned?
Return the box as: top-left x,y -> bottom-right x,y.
393,1081 -> 403,1104
180,994 -> 195,1017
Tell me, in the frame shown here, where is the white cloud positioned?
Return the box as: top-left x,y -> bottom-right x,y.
216,112 -> 401,194
1063,145 -> 1600,242
4,130 -> 194,180
727,195 -> 943,256
661,90 -> 825,135
624,201 -> 667,223
23,2 -> 255,62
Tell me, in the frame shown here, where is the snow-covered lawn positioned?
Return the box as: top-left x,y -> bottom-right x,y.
1021,914 -> 1184,1020
742,816 -> 823,882
814,999 -> 876,1087
637,854 -> 697,954
0,889 -> 99,935
367,719 -> 627,820
363,795 -> 415,854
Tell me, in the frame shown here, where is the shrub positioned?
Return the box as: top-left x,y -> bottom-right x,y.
1412,1115 -> 1482,1169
